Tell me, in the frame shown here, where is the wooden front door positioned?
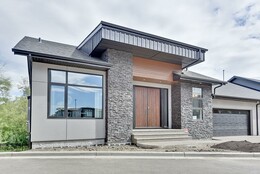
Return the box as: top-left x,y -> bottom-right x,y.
134,86 -> 161,128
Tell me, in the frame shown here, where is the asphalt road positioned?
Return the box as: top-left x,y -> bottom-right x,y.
0,157 -> 260,174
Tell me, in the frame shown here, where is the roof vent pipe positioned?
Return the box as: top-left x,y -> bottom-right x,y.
38,37 -> 42,43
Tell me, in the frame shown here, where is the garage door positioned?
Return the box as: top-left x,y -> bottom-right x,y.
213,109 -> 250,136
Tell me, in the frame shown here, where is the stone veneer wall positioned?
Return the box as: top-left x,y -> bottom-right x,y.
172,82 -> 181,129
102,49 -> 133,144
172,81 -> 213,139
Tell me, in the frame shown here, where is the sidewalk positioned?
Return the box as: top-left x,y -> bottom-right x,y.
0,151 -> 260,158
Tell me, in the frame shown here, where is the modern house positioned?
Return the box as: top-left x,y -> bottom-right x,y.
213,76 -> 260,137
13,21 -> 227,148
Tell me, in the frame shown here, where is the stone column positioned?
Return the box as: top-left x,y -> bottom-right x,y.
172,81 -> 213,138
102,49 -> 133,144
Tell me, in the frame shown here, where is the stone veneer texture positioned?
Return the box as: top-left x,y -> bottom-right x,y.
102,49 -> 133,144
172,81 -> 213,139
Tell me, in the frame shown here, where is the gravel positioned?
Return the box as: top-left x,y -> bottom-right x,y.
31,143 -> 228,152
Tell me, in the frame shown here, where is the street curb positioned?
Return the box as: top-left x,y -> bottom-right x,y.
0,151 -> 260,158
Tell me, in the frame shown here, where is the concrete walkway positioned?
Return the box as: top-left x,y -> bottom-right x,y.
137,136 -> 260,148
0,151 -> 260,158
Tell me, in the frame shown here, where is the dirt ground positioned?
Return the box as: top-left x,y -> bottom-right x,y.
31,140 -> 260,152
211,140 -> 260,152
32,143 -> 225,152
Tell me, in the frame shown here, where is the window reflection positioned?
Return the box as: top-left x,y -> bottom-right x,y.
50,85 -> 65,117
49,70 -> 103,119
68,72 -> 102,87
67,87 -> 102,118
50,70 -> 66,83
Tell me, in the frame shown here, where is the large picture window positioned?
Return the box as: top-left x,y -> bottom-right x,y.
48,69 -> 103,119
192,87 -> 203,120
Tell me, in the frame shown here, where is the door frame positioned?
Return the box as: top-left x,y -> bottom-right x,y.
133,81 -> 172,129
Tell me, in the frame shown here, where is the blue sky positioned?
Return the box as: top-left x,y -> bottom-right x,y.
1,0 -> 260,97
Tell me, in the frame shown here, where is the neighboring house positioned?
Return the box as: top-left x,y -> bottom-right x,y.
213,76 -> 260,137
12,21 -> 225,148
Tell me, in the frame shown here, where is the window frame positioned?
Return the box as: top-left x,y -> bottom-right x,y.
192,87 -> 203,120
47,69 -> 104,119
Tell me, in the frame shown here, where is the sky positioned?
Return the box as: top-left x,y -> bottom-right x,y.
1,0 -> 260,97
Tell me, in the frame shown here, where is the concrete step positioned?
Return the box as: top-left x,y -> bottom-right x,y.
131,129 -> 191,145
133,136 -> 192,144
133,132 -> 189,138
132,129 -> 186,133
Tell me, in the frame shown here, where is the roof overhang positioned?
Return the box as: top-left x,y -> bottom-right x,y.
78,21 -> 208,68
12,48 -> 111,70
173,71 -> 226,85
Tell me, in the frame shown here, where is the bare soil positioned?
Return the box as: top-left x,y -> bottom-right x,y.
32,144 -> 226,152
31,141 -> 260,152
211,141 -> 260,152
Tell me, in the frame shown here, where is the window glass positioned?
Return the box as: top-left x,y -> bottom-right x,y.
68,72 -> 102,87
49,85 -> 65,117
192,99 -> 203,108
192,87 -> 203,120
67,86 -> 102,118
50,70 -> 66,83
192,87 -> 202,98
193,109 -> 202,120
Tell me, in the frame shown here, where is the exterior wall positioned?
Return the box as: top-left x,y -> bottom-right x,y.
172,81 -> 213,139
102,49 -> 133,144
213,98 -> 259,135
133,57 -> 181,84
31,62 -> 106,147
172,82 -> 181,129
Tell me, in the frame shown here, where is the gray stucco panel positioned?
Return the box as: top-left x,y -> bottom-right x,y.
102,49 -> 133,144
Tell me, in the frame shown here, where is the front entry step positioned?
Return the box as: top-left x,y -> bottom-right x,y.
131,129 -> 192,145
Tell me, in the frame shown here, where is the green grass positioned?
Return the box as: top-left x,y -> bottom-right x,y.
0,145 -> 29,152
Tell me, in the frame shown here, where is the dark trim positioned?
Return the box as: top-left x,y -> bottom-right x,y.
78,21 -> 208,51
133,86 -> 136,129
212,84 -> 224,98
47,68 -> 104,119
160,88 -> 168,128
12,49 -> 112,68
256,102 -> 260,136
105,70 -> 108,143
27,55 -> 32,149
229,76 -> 260,84
182,49 -> 202,70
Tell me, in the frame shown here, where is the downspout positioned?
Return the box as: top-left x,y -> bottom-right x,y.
182,49 -> 202,70
256,101 -> 260,136
27,54 -> 33,148
212,83 -> 224,98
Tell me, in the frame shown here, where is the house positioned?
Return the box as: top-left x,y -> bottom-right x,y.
13,21 -> 226,148
213,76 -> 260,137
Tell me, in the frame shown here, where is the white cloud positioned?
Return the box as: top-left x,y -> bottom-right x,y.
0,0 -> 260,97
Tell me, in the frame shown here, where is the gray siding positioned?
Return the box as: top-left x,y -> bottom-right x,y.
102,49 -> 133,144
